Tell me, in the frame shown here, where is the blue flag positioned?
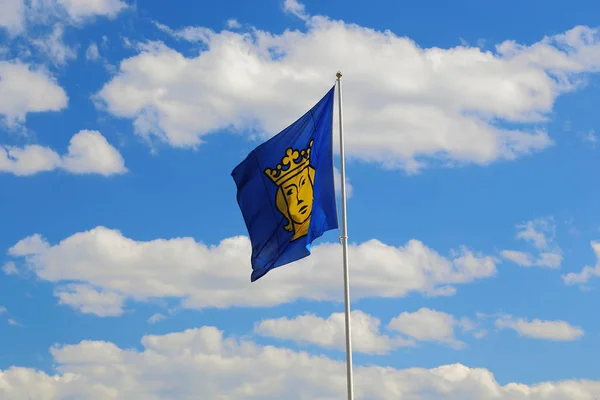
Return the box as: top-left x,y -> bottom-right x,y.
232,86 -> 339,282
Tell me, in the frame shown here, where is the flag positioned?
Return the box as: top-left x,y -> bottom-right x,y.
231,86 -> 339,282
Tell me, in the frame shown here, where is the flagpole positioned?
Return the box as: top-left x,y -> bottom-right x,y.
336,71 -> 354,400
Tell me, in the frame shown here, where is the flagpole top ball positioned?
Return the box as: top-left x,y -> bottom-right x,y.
336,71 -> 342,79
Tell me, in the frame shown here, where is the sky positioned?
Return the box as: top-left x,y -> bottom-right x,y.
2,0 -> 600,398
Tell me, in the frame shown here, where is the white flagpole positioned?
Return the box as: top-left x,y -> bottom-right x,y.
335,71 -> 354,400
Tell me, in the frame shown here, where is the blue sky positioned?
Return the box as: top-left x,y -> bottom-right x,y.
2,0 -> 600,398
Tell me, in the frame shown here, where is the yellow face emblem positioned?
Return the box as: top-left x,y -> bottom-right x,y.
265,141 -> 315,241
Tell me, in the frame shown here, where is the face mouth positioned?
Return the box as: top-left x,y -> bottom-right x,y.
299,205 -> 308,214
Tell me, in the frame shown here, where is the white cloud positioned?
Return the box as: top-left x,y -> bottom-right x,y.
474,329 -> 488,339
86,42 -> 100,61
6,226 -> 496,315
53,0 -> 128,22
501,250 -> 533,267
536,252 -> 562,268
84,41 -> 116,72
0,143 -> 62,175
147,313 -> 167,324
283,0 -> 310,21
0,60 -> 68,125
0,305 -> 19,325
0,129 -> 127,176
30,24 -> 77,65
0,0 -> 25,34
9,233 -> 48,256
255,310 -> 414,354
226,18 -> 241,29
495,315 -> 584,341
0,306 -> 20,326
2,261 -> 18,275
255,308 -> 482,354
55,284 -> 125,317
517,218 -> 554,249
97,18 -> 600,172
388,308 -> 470,349
501,217 -> 562,268
1,0 -> 127,36
153,21 -> 212,43
59,129 -> 127,175
1,326 -> 600,399
563,241 -> 600,285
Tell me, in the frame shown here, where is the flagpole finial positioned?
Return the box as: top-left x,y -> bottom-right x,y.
336,71 -> 342,79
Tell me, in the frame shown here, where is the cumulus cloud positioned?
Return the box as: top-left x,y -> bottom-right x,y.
0,0 -> 128,35
501,217 -> 562,268
0,0 -> 26,34
517,218 -> 555,249
0,305 -> 20,326
1,326 -> 599,399
54,0 -> 128,22
55,284 -> 125,317
388,308 -> 474,349
97,15 -> 600,172
0,0 -> 127,69
0,60 -> 68,125
6,226 -> 496,315
59,130 -> 127,174
0,0 -> 128,75
1,261 -> 18,275
495,315 -> 584,341
85,42 -> 100,61
255,308 -> 481,354
147,313 -> 167,324
0,142 -> 61,175
255,310 -> 414,354
501,250 -> 534,267
283,0 -> 310,21
563,241 -> 600,286
30,24 -> 77,65
0,129 -> 127,176
226,18 -> 241,29
153,21 -> 212,43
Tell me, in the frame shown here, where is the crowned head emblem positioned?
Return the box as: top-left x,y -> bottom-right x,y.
265,140 -> 316,241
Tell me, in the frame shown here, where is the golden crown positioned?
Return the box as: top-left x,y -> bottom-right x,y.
264,140 -> 313,186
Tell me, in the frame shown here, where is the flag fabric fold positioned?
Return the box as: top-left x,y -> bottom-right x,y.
231,86 -> 338,282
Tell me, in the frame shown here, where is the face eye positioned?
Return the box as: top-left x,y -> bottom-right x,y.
286,189 -> 293,196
